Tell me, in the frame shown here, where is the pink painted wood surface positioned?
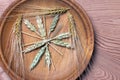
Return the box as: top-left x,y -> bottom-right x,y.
0,0 -> 120,80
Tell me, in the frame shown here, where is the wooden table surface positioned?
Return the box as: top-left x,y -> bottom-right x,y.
0,0 -> 120,80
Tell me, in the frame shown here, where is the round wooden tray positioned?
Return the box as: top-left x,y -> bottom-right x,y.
0,0 -> 94,80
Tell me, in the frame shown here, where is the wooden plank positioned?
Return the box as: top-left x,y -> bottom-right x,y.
75,0 -> 120,80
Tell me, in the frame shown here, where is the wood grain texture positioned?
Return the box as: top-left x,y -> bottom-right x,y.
75,0 -> 120,80
0,0 -> 120,80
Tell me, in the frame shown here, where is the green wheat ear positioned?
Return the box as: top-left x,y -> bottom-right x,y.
30,46 -> 46,70
48,14 -> 60,36
36,16 -> 46,38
